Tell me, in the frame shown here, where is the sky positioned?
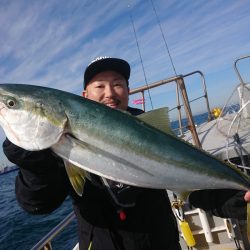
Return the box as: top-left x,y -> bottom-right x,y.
0,0 -> 250,166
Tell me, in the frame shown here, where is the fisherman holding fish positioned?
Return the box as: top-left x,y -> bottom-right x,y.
2,57 -> 250,250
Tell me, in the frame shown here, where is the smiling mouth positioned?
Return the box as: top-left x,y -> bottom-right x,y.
103,100 -> 121,108
106,103 -> 118,108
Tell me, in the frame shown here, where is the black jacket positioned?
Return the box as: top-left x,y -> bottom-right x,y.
2,107 -> 247,250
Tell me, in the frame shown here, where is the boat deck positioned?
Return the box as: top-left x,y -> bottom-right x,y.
183,114 -> 250,161
182,242 -> 242,250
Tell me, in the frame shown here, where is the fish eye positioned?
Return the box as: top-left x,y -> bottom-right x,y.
6,99 -> 16,108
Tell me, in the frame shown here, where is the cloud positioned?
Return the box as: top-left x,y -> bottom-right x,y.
2,0 -> 249,90
1,0 -> 250,165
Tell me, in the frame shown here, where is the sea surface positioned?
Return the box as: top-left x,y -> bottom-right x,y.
0,170 -> 78,250
0,111 -> 215,250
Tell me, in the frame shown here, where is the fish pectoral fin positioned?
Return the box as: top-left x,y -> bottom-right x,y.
53,134 -> 155,188
64,160 -> 87,197
137,107 -> 176,136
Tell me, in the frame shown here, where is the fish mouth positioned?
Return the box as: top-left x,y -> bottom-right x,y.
0,110 -> 20,144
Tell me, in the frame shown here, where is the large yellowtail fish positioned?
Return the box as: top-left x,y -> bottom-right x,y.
0,83 -> 250,197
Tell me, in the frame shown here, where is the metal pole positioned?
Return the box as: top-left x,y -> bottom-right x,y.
30,211 -> 76,250
177,78 -> 202,148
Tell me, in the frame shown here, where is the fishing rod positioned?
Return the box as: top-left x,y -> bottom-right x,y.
149,0 -> 178,76
128,0 -> 180,111
128,4 -> 154,110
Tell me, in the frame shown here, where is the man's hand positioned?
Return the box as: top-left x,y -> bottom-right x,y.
244,191 -> 250,202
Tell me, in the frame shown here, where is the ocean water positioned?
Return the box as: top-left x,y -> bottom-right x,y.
171,111 -> 210,134
0,112 -> 211,250
0,170 -> 78,250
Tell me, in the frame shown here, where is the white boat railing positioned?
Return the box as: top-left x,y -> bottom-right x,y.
234,54 -> 250,85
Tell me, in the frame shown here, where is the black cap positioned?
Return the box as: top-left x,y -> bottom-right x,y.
83,57 -> 130,89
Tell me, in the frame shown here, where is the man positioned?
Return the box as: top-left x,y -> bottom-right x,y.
3,57 -> 250,250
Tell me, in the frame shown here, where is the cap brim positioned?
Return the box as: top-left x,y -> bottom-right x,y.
84,58 -> 130,88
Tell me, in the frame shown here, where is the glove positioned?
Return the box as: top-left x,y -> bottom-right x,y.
3,137 -> 63,172
189,189 -> 246,220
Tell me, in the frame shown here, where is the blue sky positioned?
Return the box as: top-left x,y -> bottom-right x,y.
1,0 -> 250,166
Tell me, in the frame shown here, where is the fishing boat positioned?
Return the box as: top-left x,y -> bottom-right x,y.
31,54 -> 250,250
0,165 -> 18,174
180,57 -> 250,248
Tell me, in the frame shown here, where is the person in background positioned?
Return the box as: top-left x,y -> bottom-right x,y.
3,57 -> 250,250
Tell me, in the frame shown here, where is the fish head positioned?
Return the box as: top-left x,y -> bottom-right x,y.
0,84 -> 68,150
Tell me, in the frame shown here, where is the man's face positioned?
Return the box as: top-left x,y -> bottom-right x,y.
83,71 -> 129,110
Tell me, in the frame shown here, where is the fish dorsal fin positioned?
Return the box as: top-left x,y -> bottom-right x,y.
137,107 -> 175,136
64,160 -> 87,196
